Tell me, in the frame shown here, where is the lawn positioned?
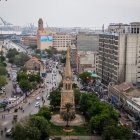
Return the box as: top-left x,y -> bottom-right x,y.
50,123 -> 91,136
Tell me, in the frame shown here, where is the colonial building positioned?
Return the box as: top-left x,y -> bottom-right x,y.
24,57 -> 41,74
60,46 -> 75,115
37,18 -> 53,50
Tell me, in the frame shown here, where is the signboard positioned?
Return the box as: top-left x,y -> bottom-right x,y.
40,36 -> 53,42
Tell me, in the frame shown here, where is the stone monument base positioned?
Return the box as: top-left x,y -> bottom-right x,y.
50,114 -> 85,126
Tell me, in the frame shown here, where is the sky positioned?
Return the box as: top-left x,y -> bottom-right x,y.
0,0 -> 140,28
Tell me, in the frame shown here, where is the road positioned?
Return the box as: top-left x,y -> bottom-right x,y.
0,63 -> 62,139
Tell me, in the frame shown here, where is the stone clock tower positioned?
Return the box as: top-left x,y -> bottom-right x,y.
60,46 -> 75,114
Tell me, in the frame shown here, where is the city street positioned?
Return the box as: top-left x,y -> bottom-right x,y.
0,62 -> 62,139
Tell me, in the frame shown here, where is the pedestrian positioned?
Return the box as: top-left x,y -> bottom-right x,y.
1,130 -> 3,135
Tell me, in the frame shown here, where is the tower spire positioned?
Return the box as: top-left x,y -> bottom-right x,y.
64,46 -> 72,79
60,44 -> 75,115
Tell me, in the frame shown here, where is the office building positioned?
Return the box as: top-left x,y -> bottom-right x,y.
97,22 -> 140,85
53,33 -> 72,51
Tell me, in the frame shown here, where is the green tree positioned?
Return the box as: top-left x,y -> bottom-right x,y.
14,53 -> 29,66
0,66 -> 7,75
17,72 -> 28,82
29,116 -> 50,140
0,55 -> 5,62
79,71 -> 92,84
37,106 -> 51,120
19,79 -> 32,92
13,122 -> 41,140
6,48 -> 19,58
62,103 -> 75,128
102,125 -> 131,140
0,76 -> 7,88
49,89 -> 61,107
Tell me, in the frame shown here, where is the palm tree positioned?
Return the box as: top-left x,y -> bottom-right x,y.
62,103 -> 75,128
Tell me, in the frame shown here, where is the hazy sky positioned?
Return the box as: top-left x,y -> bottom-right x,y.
0,0 -> 140,28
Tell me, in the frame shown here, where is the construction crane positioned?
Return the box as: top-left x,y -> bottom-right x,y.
0,17 -> 12,26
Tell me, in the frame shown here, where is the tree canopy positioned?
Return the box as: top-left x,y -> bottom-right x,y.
0,66 -> 7,75
37,106 -> 51,120
79,71 -> 92,84
17,71 -> 43,93
0,76 -> 7,88
13,115 -> 50,140
6,49 -> 29,66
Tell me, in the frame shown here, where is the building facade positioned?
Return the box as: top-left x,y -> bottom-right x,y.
108,82 -> 140,117
76,32 -> 99,52
37,18 -> 53,50
22,36 -> 37,46
53,33 -> 72,51
97,22 -> 140,85
77,51 -> 98,74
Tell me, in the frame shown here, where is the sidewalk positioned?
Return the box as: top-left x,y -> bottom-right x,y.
50,136 -> 102,140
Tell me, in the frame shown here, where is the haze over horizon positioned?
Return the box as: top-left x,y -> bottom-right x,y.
0,0 -> 140,28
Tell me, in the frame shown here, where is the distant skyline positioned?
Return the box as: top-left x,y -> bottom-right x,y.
0,0 -> 140,28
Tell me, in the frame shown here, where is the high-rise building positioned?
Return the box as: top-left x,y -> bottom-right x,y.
37,18 -> 53,50
97,22 -> 140,85
60,46 -> 75,115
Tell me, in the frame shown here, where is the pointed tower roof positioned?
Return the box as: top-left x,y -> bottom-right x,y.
64,46 -> 72,78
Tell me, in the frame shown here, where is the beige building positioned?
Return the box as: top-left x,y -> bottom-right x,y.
37,18 -> 53,50
22,36 -> 37,46
77,51 -> 98,73
53,33 -> 72,51
97,22 -> 140,85
24,57 -> 41,74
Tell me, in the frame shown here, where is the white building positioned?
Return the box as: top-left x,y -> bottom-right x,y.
97,22 -> 140,85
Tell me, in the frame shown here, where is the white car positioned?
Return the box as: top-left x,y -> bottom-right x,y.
36,96 -> 41,100
35,102 -> 40,107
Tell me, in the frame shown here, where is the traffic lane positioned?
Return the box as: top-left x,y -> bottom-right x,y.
0,64 -> 61,127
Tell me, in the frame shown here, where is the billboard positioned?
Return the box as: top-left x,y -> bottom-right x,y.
40,36 -> 53,42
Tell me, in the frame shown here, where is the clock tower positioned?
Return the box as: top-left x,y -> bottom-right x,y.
60,46 -> 75,114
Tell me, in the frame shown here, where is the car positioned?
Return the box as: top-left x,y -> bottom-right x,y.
1,87 -> 5,91
6,128 -> 13,137
35,102 -> 40,107
0,90 -> 4,94
36,96 -> 41,100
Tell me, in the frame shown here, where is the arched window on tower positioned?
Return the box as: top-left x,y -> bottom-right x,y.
65,84 -> 67,90
68,84 -> 70,90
